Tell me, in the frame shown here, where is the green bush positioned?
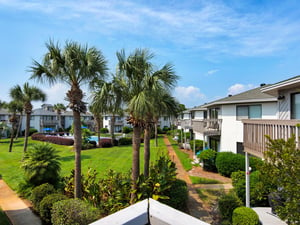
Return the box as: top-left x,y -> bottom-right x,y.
118,137 -> 132,145
30,183 -> 56,212
122,126 -> 132,134
216,152 -> 244,177
249,157 -> 263,172
199,149 -> 217,172
189,139 -> 204,150
161,179 -> 188,211
51,199 -> 101,225
22,128 -> 38,136
232,207 -> 259,225
218,191 -> 243,222
39,193 -> 68,224
100,128 -> 109,133
21,143 -> 61,186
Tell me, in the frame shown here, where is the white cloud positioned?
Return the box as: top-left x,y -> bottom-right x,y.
174,86 -> 205,108
2,0 -> 300,57
227,83 -> 256,95
206,69 -> 219,76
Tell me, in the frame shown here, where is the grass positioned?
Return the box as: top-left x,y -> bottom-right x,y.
0,136 -> 168,191
167,136 -> 193,171
190,176 -> 222,184
196,189 -> 225,204
0,207 -> 10,225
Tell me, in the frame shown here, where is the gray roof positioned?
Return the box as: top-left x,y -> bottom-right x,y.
32,108 -> 57,116
261,75 -> 300,96
204,86 -> 277,107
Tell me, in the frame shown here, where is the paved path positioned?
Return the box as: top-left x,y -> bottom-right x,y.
163,136 -> 213,223
0,179 -> 41,225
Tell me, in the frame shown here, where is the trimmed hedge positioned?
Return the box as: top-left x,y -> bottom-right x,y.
232,207 -> 259,225
118,137 -> 132,146
216,152 -> 244,177
51,199 -> 101,225
30,183 -> 56,212
31,133 -> 74,145
99,139 -> 113,148
39,193 -> 68,224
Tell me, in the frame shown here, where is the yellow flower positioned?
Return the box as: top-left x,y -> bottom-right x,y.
155,183 -> 160,187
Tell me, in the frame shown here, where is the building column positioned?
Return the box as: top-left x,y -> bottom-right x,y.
245,152 -> 250,207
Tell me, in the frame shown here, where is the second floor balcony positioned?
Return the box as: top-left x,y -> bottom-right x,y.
243,119 -> 300,158
40,119 -> 58,126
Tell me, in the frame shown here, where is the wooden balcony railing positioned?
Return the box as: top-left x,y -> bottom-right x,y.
203,119 -> 222,136
243,119 -> 300,158
40,120 -> 58,126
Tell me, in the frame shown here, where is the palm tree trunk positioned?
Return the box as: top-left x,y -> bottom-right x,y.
154,122 -> 158,147
23,113 -> 31,153
9,120 -> 16,152
15,113 -> 22,140
96,118 -> 101,147
110,115 -> 115,145
144,125 -> 151,178
130,125 -> 141,204
73,110 -> 82,199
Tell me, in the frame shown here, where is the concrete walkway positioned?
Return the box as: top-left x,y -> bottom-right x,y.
0,179 -> 41,225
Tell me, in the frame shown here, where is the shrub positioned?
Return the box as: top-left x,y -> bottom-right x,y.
122,126 -> 132,134
99,139 -> 113,148
39,193 -> 68,224
30,183 -> 56,212
199,149 -> 217,172
161,179 -> 188,211
216,152 -> 244,177
100,128 -> 109,133
218,191 -> 243,222
249,157 -> 263,172
189,139 -> 204,151
51,199 -> 101,225
22,143 -> 61,186
232,207 -> 259,225
118,137 -> 132,146
22,128 -> 38,136
31,133 -> 74,145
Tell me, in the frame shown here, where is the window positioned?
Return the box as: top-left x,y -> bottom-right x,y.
291,93 -> 300,119
236,105 -> 261,120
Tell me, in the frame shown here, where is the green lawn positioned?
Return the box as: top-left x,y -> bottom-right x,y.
0,136 -> 167,191
167,136 -> 193,171
190,176 -> 222,184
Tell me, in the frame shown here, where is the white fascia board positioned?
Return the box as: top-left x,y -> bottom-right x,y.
261,77 -> 300,95
204,98 -> 277,107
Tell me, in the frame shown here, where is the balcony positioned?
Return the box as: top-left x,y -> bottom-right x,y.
108,120 -> 124,126
191,120 -> 205,133
243,119 -> 300,158
40,120 -> 58,126
203,119 -> 222,136
180,119 -> 192,129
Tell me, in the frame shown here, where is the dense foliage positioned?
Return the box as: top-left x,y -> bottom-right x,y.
232,207 -> 259,225
21,143 -> 61,187
218,191 -> 243,223
215,152 -> 245,177
30,183 -> 56,212
31,133 -> 74,145
51,199 -> 101,225
118,137 -> 132,146
260,135 -> 300,224
122,126 -> 133,134
199,149 -> 217,172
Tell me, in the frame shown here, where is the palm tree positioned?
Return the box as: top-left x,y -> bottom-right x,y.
88,103 -> 103,147
91,75 -> 124,145
53,103 -> 66,131
14,105 -> 23,140
30,40 -> 108,198
6,101 -> 23,152
116,48 -> 179,203
10,83 -> 46,152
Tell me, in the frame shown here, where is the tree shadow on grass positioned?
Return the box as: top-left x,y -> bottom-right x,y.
60,155 -> 91,162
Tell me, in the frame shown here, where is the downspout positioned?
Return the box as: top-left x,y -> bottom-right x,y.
245,152 -> 250,207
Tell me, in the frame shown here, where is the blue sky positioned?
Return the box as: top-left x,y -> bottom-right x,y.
1,0 -> 300,109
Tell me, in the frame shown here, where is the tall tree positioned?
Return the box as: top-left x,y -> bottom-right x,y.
30,40 -> 108,198
88,103 -> 103,147
6,101 -> 23,152
116,49 -> 178,202
53,103 -> 66,131
10,83 -> 46,152
91,75 -> 124,144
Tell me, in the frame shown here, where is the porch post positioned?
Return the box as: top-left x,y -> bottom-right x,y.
245,152 -> 250,207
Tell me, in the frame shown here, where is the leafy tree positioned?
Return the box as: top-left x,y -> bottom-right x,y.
116,49 -> 178,202
10,83 -> 46,152
53,103 -> 66,131
30,40 -> 108,198
260,135 -> 300,224
22,143 -> 61,187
